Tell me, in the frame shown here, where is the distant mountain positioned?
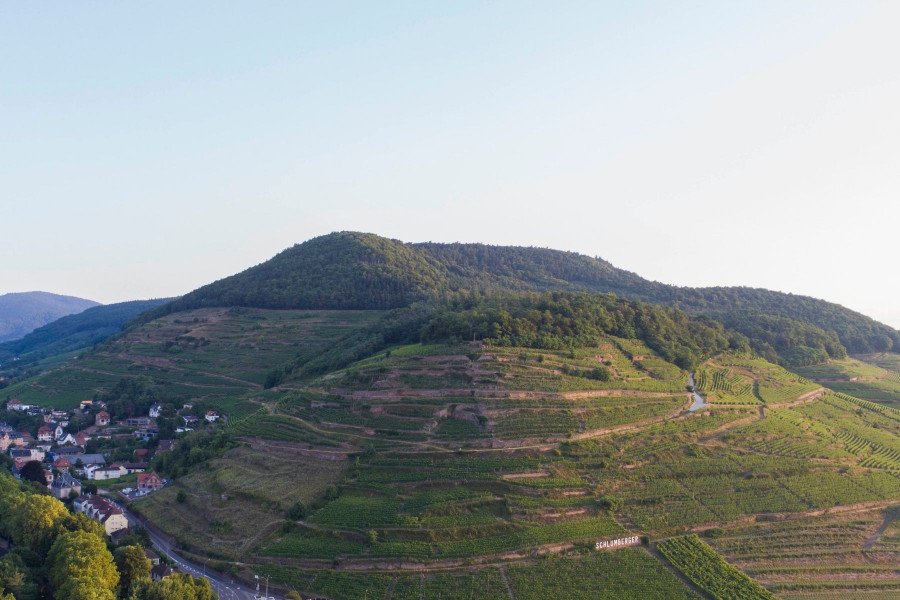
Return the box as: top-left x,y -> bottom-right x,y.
0,291 -> 99,342
0,298 -> 170,372
148,232 -> 900,365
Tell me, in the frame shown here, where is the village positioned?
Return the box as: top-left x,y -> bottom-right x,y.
1,396 -> 223,584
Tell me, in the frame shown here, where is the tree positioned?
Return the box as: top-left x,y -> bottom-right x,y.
18,461 -> 46,486
175,490 -> 187,504
47,530 -> 119,600
12,494 -> 68,553
285,501 -> 306,520
115,545 -> 152,594
54,511 -> 106,540
140,573 -> 216,600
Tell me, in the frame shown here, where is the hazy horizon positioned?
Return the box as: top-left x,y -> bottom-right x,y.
3,2 -> 899,328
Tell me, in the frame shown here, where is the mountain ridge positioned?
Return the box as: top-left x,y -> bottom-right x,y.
146,232 -> 898,364
0,291 -> 99,342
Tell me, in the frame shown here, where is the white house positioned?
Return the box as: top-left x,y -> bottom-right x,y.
205,411 -> 219,423
86,464 -> 127,481
74,495 -> 128,535
149,404 -> 162,418
37,426 -> 53,443
5,400 -> 32,412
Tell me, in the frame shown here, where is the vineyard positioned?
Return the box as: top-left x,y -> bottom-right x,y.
657,535 -> 776,599
16,303 -> 894,599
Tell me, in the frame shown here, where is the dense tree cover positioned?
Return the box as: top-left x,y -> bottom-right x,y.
282,292 -> 742,378
0,471 -> 217,600
114,546 -> 151,596
420,292 -> 742,369
155,232 -> 448,315
96,377 -> 160,420
141,233 -> 896,366
152,432 -> 237,478
0,410 -> 43,439
17,462 -> 46,488
661,287 -> 899,355
716,311 -> 847,366
47,531 -> 119,600
131,574 -> 215,600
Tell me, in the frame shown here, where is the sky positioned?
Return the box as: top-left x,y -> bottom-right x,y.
2,1 -> 899,328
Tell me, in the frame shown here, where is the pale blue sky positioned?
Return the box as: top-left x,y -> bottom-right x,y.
2,1 -> 899,327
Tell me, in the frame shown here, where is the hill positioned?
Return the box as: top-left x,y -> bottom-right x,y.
152,232 -> 899,365
0,291 -> 99,342
0,298 -> 170,376
2,287 -> 898,598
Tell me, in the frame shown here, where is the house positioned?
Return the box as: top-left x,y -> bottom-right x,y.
156,439 -> 174,453
133,427 -> 159,442
137,472 -> 164,493
50,472 -> 82,500
182,403 -> 194,411
125,417 -> 155,429
74,495 -> 128,535
57,433 -> 77,446
120,462 -> 148,474
95,411 -> 110,427
37,425 -> 53,442
5,399 -> 30,412
10,447 -> 45,462
71,452 -> 106,466
149,404 -> 162,419
51,410 -> 69,422
53,457 -> 72,470
79,400 -> 93,410
151,564 -> 175,581
52,446 -> 85,459
54,425 -> 67,440
133,448 -> 149,461
182,415 -> 199,426
74,431 -> 90,447
144,548 -> 161,566
205,411 -> 220,423
87,464 -> 127,480
0,431 -> 23,452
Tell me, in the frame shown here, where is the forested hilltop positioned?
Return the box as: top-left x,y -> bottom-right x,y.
148,232 -> 899,366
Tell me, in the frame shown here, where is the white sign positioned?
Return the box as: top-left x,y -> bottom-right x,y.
595,536 -> 640,550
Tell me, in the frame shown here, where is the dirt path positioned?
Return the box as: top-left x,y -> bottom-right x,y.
863,506 -> 899,550
687,500 -> 898,534
499,565 -> 517,600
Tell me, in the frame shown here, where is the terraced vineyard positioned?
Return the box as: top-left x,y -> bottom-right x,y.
796,356 -> 900,409
696,354 -> 820,406
657,535 -> 776,599
7,294 -> 899,599
707,507 -> 900,597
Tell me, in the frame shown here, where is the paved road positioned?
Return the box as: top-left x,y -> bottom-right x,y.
687,373 -> 707,412
112,498 -> 275,600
